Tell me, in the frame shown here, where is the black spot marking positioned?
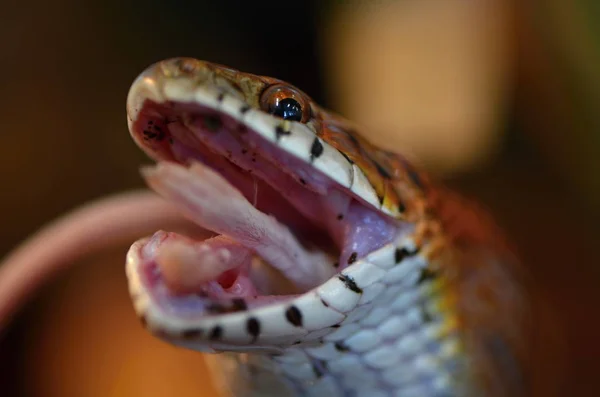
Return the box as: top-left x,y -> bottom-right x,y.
417,268 -> 438,285
240,104 -> 251,114
338,274 -> 362,294
293,340 -> 302,345
217,92 -> 225,102
182,328 -> 203,338
333,262 -> 339,268
330,324 -> 340,329
285,306 -> 303,327
247,317 -> 260,341
310,137 -> 324,160
313,365 -> 323,378
395,247 -> 409,263
275,125 -> 291,141
320,298 -> 329,308
299,178 -> 307,185
312,361 -> 326,378
210,326 -> 223,340
398,201 -> 406,214
421,305 -> 433,323
395,246 -> 418,264
139,315 -> 147,327
334,341 -> 350,352
347,252 -> 358,264
374,161 -> 392,179
203,115 -> 222,132
232,298 -> 247,311
337,213 -> 344,220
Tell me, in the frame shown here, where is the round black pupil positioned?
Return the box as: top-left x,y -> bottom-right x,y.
272,97 -> 303,121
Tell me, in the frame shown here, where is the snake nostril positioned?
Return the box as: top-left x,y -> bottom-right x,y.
173,58 -> 197,74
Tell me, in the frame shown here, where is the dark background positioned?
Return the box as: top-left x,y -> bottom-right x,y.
0,1 -> 598,396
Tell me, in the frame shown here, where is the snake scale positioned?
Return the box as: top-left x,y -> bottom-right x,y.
0,58 -> 529,397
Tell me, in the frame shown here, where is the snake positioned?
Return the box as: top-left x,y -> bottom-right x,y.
0,58 -> 529,396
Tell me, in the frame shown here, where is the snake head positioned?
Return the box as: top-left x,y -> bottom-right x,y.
124,58 -> 432,353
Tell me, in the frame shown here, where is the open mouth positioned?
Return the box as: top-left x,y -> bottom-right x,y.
125,59 -> 416,351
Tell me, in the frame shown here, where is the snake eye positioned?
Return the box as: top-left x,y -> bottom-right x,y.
260,84 -> 310,123
272,98 -> 302,121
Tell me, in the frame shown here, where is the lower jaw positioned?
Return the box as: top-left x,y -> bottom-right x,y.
133,232 -> 303,320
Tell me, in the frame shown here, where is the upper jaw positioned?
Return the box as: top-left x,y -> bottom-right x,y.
126,57 -> 400,220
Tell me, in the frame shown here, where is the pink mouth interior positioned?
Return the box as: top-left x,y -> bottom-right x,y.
131,100 -> 402,317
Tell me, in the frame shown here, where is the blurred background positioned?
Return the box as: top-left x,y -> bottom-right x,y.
0,0 -> 598,396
